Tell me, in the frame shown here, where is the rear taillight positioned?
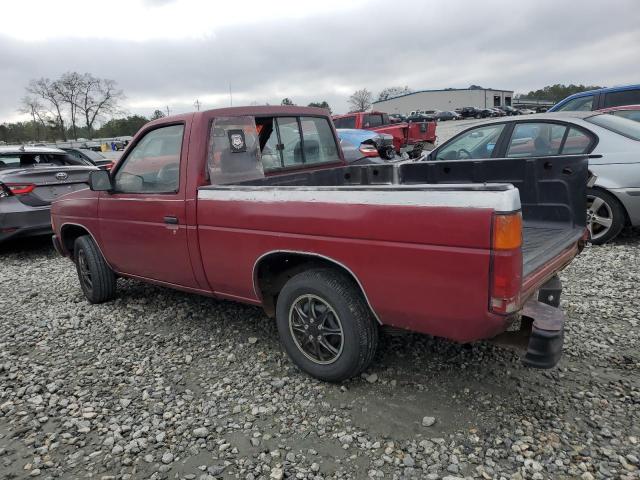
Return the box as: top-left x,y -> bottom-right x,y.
359,144 -> 380,158
489,212 -> 523,314
5,183 -> 36,195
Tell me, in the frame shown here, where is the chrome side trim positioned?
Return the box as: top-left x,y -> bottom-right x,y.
197,185 -> 521,213
252,250 -> 383,325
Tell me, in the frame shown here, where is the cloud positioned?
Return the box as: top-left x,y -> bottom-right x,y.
1,0 -> 639,123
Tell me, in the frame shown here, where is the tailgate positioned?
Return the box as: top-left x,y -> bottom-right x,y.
400,155 -> 589,280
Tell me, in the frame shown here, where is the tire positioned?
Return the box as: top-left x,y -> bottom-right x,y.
275,268 -> 378,382
586,188 -> 626,244
74,235 -> 117,303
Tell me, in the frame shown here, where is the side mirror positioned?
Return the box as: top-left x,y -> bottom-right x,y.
89,170 -> 113,191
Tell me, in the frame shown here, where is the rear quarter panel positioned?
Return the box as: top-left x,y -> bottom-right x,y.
196,190 -> 508,342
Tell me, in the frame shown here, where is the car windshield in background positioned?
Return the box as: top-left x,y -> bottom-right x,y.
0,153 -> 87,169
586,114 -> 640,141
79,149 -> 106,161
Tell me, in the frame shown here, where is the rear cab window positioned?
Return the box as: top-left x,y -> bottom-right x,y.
332,116 -> 356,129
207,115 -> 341,184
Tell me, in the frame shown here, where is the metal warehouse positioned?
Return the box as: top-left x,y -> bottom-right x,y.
373,87 -> 514,114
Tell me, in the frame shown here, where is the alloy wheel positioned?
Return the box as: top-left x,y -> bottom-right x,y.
586,194 -> 614,242
288,294 -> 344,365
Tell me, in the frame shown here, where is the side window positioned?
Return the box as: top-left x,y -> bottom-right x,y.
506,123 -> 565,158
561,127 -> 593,154
603,89 -> 640,108
612,110 -> 640,122
114,124 -> 184,193
436,124 -> 505,160
299,117 -> 341,165
555,96 -> 594,111
363,114 -> 383,128
333,116 -> 356,129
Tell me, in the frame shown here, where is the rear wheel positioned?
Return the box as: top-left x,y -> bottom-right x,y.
74,235 -> 117,303
586,188 -> 625,244
275,268 -> 378,382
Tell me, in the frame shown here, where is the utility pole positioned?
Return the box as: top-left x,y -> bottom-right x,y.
166,106 -> 170,116
194,99 -> 201,111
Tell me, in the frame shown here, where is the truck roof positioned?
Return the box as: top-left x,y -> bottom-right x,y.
149,105 -> 332,127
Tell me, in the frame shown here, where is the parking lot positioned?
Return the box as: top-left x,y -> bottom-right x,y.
1,228 -> 638,479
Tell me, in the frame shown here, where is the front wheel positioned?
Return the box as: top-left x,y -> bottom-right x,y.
586,188 -> 625,244
275,268 -> 378,382
74,235 -> 117,303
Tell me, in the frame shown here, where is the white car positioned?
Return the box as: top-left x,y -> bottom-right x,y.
425,112 -> 640,243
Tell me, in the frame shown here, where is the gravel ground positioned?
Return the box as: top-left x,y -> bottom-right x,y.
1,231 -> 639,480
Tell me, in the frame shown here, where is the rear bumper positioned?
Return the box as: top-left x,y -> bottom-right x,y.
0,199 -> 51,242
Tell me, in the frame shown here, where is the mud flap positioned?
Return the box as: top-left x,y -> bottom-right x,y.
520,298 -> 565,369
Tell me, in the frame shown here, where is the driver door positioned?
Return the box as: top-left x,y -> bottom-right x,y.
98,122 -> 198,288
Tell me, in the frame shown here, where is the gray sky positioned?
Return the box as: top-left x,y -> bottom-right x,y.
1,0 -> 639,123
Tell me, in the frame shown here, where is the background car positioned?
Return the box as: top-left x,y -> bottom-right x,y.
434,111 -> 461,121
497,106 -> 521,116
82,141 -> 102,151
0,146 -> 97,243
425,112 -> 640,244
61,147 -> 115,170
549,84 -> 640,112
337,129 -> 397,164
516,107 -> 536,114
596,104 -> 640,122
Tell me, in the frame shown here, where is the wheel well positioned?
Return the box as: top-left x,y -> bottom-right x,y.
60,224 -> 90,255
254,252 -> 375,320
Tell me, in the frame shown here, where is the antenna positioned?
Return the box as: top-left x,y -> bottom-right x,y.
229,83 -> 233,107
166,106 -> 170,116
194,99 -> 201,111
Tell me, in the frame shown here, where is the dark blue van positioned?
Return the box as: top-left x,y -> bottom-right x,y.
549,84 -> 640,112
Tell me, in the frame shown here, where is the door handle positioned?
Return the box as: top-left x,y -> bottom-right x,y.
164,216 -> 179,225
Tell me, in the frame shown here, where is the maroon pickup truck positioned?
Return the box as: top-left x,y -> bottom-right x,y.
332,110 -> 437,157
51,106 -> 588,382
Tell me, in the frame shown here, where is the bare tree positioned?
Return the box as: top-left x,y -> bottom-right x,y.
55,72 -> 84,140
348,89 -> 373,112
27,78 -> 67,140
19,96 -> 49,140
76,74 -> 124,138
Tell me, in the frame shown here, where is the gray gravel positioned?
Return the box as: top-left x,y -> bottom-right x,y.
1,232 -> 639,479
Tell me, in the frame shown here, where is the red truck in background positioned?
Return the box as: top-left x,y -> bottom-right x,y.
332,110 -> 436,157
51,106 -> 588,382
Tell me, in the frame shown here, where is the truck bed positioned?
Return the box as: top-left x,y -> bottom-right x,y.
522,224 -> 584,277
234,155 -> 588,280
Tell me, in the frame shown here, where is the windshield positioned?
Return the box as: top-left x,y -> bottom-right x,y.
0,153 -> 88,169
586,113 -> 640,141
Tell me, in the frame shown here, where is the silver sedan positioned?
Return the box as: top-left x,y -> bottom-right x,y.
426,112 -> 640,243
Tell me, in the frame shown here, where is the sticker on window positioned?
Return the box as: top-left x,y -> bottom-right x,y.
228,129 -> 246,153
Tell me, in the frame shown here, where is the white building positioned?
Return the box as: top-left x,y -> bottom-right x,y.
372,88 -> 514,115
